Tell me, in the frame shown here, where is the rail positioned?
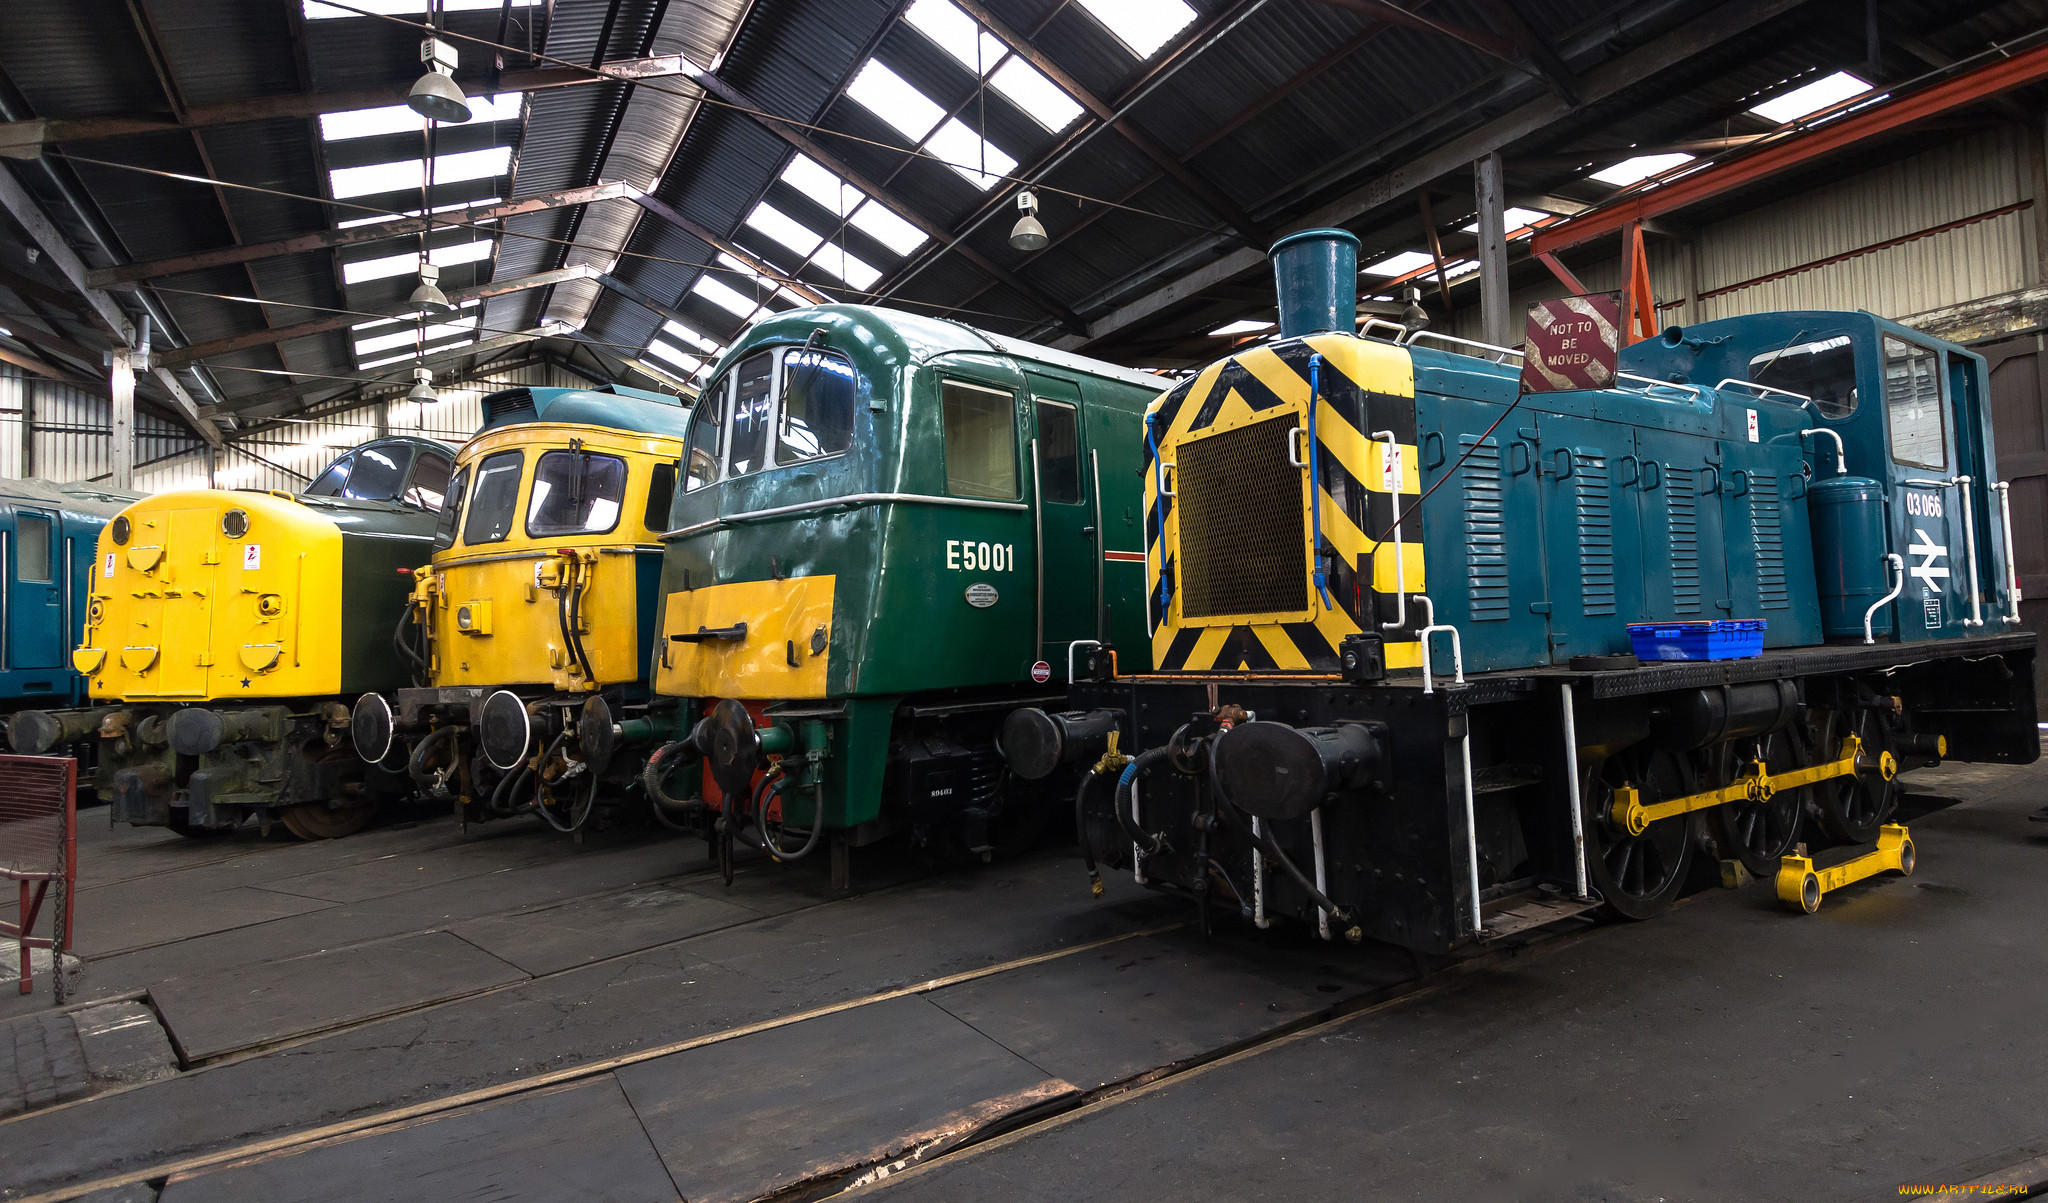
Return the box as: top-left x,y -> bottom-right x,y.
1996,480 -> 2021,623
1414,594 -> 1465,694
1865,553 -> 1906,644
1717,378 -> 1814,407
1798,427 -> 1846,475
1373,429 -> 1406,632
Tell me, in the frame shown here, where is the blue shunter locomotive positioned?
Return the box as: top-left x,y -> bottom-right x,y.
1001,230 -> 2037,952
1,479 -> 137,744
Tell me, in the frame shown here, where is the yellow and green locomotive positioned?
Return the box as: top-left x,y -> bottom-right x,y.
1001,230 -> 2036,951
12,437 -> 454,838
647,305 -> 1164,878
350,385 -> 693,832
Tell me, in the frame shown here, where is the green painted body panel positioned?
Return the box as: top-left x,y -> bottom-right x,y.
656,305 -> 1163,829
324,497 -> 441,695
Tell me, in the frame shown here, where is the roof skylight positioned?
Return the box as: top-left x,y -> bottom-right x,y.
811,244 -> 882,291
352,298 -> 480,333
905,0 -> 1082,131
925,119 -> 1017,190
328,145 -> 513,199
320,95 -> 521,141
848,61 -> 946,143
1362,250 -> 1436,277
662,320 -> 722,355
1589,152 -> 1695,188
359,337 -> 475,370
1209,320 -> 1273,337
336,197 -> 501,230
744,202 -> 824,259
1461,206 -> 1553,236
693,274 -> 761,318
340,239 -> 493,285
647,339 -> 708,375
354,316 -> 481,358
848,202 -> 925,256
1076,0 -> 1195,59
1749,71 -> 1871,124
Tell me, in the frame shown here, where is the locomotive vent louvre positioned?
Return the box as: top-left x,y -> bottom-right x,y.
1750,475 -> 1789,609
1176,416 -> 1310,619
1460,436 -> 1508,620
1666,466 -> 1702,615
1574,451 -> 1615,617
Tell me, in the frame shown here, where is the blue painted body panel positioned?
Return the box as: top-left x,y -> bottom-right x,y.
1,481 -> 136,706
479,384 -> 691,436
1407,309 -> 2003,673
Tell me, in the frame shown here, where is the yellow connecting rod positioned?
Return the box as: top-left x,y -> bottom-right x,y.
1607,734 -> 1900,838
1776,824 -> 1916,913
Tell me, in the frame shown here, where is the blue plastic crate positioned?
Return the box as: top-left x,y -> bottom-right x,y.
1625,619 -> 1767,662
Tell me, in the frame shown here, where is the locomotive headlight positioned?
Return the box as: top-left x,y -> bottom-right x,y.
1211,721 -> 1384,821
110,515 -> 130,545
457,606 -> 473,630
222,508 -> 250,538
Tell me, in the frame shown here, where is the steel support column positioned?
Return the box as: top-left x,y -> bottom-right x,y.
109,355 -> 135,489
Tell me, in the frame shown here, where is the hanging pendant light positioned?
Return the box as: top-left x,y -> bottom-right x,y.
1400,284 -> 1430,334
408,37 -> 472,123
409,262 -> 455,316
407,366 -> 439,404
1009,189 -> 1048,252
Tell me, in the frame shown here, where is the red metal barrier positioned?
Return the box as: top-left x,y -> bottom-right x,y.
0,755 -> 77,1000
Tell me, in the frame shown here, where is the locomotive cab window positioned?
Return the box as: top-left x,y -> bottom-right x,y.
684,374 -> 728,492
526,449 -> 628,537
644,462 -> 677,532
1749,334 -> 1856,418
778,348 -> 857,464
462,450 -> 524,546
1883,336 -> 1947,470
305,453 -> 353,496
337,443 -> 416,502
727,351 -> 775,476
15,513 -> 52,583
942,380 -> 1019,500
405,452 -> 452,510
1035,400 -> 1081,504
434,465 -> 470,551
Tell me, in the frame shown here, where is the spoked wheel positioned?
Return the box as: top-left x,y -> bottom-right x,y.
1714,728 -> 1808,879
281,800 -> 374,840
1584,748 -> 1698,920
1818,705 -> 1899,844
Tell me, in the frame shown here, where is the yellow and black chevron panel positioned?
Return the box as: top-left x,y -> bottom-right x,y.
1143,334 -> 1428,675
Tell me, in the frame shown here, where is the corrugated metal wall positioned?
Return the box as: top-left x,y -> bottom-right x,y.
0,360 -> 587,493
1443,126 -> 2041,345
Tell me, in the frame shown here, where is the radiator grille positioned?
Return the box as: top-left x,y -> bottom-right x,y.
1460,437 -> 1508,620
1575,452 -> 1615,617
1666,467 -> 1701,616
1177,418 -> 1309,619
1751,475 -> 1788,609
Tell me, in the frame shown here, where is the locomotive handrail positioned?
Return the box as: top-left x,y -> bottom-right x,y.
1399,330 -> 1523,364
1996,480 -> 2022,622
657,492 -> 1027,540
1615,372 -> 1704,400
1356,317 -> 1408,343
1716,378 -> 1814,407
1372,429 -> 1406,631
1799,427 -> 1847,475
1414,594 -> 1465,695
1865,554 -> 1906,644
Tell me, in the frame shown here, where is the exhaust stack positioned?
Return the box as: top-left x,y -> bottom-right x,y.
1269,228 -> 1360,340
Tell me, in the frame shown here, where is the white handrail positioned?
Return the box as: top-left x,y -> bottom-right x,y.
1997,480 -> 2022,624
1799,427 -> 1846,475
1616,371 -> 1704,400
1956,474 -> 1983,628
1310,808 -> 1331,941
1250,816 -> 1269,929
1460,727 -> 1484,936
1865,553 -> 1905,644
1066,639 -> 1100,684
1357,317 -> 1408,342
1415,594 -> 1465,694
1373,429 -> 1406,632
1717,378 -> 1814,406
1560,681 -> 1589,901
1400,329 -> 1523,364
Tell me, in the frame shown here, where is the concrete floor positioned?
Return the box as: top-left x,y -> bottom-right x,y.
0,757 -> 2042,1202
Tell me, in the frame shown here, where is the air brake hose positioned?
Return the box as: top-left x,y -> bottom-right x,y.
643,735 -> 706,825
532,730 -> 593,834
752,775 -> 826,863
1113,748 -> 1174,856
392,604 -> 428,686
406,724 -> 463,795
1207,754 -> 1352,924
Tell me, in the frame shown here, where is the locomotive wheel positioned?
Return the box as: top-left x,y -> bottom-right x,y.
1818,706 -> 1899,845
1584,748 -> 1697,921
1714,728 -> 1807,879
281,801 -> 374,840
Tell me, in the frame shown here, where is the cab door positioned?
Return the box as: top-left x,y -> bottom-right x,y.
1880,334 -> 1966,640
7,505 -> 62,670
1026,373 -> 1096,681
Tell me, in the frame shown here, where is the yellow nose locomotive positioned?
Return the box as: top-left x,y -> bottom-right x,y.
12,437 -> 454,838
351,384 -> 693,832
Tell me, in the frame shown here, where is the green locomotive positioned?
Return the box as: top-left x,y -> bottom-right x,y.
647,304 -> 1164,877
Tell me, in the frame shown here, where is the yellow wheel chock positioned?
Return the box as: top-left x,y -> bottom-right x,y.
1775,824 -> 1916,913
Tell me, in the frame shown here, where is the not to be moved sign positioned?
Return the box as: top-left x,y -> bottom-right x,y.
1521,292 -> 1621,393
